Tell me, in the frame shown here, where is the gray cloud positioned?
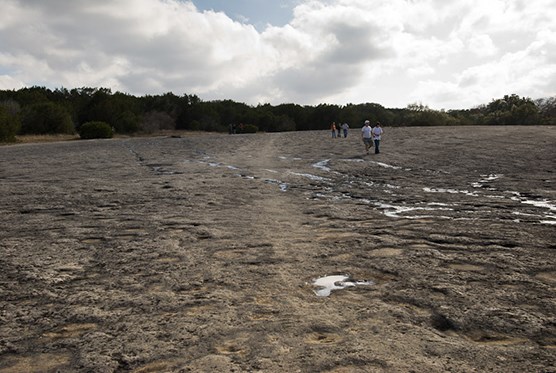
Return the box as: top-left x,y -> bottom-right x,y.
0,0 -> 554,109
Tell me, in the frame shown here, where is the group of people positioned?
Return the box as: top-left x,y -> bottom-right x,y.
361,120 -> 383,154
228,123 -> 245,134
330,122 -> 350,138
330,120 -> 384,154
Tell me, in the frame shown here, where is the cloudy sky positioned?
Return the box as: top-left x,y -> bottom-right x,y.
1,0 -> 554,109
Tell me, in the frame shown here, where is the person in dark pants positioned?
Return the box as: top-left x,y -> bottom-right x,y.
342,122 -> 349,138
372,122 -> 383,154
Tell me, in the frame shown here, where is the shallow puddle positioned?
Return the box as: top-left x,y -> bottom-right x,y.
312,159 -> 331,171
312,275 -> 374,297
290,172 -> 327,181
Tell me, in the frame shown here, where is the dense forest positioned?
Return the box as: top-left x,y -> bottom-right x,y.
0,86 -> 555,142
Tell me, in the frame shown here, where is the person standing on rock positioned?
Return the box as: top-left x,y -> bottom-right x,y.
331,122 -> 337,138
342,122 -> 349,138
361,120 -> 373,154
372,122 -> 384,154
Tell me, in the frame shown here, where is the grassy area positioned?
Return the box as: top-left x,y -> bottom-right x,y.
14,134 -> 81,144
1,130 -> 208,146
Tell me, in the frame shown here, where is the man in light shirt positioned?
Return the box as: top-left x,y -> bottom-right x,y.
361,120 -> 372,154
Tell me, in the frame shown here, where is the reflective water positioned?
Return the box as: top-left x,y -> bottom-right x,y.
195,156 -> 555,225
312,275 -> 374,297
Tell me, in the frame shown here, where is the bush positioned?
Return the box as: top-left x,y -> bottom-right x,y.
242,124 -> 258,133
78,121 -> 113,139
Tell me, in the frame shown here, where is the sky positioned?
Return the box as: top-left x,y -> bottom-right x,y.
0,0 -> 555,110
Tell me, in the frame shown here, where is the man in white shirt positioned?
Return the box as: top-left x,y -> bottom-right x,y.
361,120 -> 372,154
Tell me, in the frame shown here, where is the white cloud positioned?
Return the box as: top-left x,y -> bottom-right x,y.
468,34 -> 498,57
0,74 -> 24,91
0,0 -> 554,109
412,28 -> 556,109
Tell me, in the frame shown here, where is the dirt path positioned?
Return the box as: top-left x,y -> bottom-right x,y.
1,127 -> 555,372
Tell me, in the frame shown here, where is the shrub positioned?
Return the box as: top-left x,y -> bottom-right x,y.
242,124 -> 258,133
78,121 -> 113,139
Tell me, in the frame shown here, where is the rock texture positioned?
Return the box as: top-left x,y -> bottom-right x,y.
0,126 -> 555,372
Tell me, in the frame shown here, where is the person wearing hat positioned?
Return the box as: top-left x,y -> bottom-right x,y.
361,120 -> 373,154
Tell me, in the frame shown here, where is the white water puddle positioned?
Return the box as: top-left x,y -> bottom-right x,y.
375,202 -> 453,219
370,161 -> 402,170
264,178 -> 288,192
279,156 -> 303,161
428,202 -> 456,207
472,174 -> 503,188
289,172 -> 328,181
423,187 -> 479,197
517,198 -> 556,212
312,159 -> 331,172
508,191 -> 556,224
385,184 -> 401,189
206,161 -> 240,170
341,158 -> 365,163
312,275 -> 374,297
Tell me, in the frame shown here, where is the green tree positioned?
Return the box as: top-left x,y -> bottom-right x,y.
340,103 -> 394,127
535,97 -> 556,125
20,102 -> 74,134
175,94 -> 201,130
0,104 -> 21,142
114,110 -> 140,133
78,89 -> 140,133
483,94 -> 539,125
140,111 -> 175,133
404,103 -> 458,126
305,104 -> 342,130
13,86 -> 49,106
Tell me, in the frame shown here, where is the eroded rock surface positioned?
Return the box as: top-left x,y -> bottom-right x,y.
1,126 -> 555,372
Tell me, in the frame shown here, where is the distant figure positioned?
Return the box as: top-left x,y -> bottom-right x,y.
337,123 -> 341,138
372,122 -> 384,154
361,120 -> 372,154
331,122 -> 337,138
342,122 -> 349,138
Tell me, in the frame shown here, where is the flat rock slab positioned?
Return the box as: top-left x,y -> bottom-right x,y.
0,126 -> 555,372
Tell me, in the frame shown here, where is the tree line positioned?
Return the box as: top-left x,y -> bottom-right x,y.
1,86 -> 554,142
